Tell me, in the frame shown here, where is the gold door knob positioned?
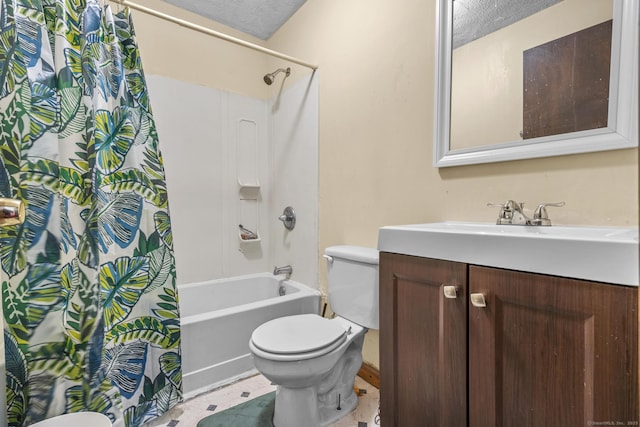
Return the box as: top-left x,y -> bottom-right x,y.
443,285 -> 457,299
470,293 -> 487,308
0,198 -> 25,226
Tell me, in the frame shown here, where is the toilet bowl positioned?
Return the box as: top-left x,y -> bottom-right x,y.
249,246 -> 379,427
28,412 -> 112,427
250,315 -> 365,427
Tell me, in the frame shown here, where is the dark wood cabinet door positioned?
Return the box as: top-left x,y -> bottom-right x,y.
380,253 -> 468,427
468,266 -> 638,427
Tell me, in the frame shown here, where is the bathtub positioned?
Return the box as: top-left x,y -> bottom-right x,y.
179,273 -> 320,398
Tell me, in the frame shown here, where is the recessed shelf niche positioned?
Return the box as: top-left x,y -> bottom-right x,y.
237,118 -> 260,189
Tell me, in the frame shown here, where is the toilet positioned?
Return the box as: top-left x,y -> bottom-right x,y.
249,245 -> 379,427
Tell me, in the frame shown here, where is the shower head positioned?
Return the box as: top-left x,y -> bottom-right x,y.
263,67 -> 291,85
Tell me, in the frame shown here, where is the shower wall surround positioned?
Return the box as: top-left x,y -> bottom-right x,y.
268,75 -> 319,289
146,74 -> 319,288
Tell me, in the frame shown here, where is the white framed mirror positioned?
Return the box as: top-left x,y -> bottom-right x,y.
433,0 -> 638,167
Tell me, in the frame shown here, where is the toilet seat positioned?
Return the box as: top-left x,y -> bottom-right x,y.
250,314 -> 347,361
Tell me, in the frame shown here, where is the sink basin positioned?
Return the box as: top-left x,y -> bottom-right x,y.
377,222 -> 639,286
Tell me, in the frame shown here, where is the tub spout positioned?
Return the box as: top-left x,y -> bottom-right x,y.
273,265 -> 292,278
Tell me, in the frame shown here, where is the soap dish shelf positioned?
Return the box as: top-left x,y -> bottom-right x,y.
238,232 -> 261,243
238,179 -> 260,191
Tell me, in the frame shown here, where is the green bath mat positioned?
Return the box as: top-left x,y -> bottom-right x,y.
197,391 -> 275,427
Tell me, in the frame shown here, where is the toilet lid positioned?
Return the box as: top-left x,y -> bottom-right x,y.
251,314 -> 347,355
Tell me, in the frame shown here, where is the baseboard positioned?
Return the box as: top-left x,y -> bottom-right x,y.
358,362 -> 380,389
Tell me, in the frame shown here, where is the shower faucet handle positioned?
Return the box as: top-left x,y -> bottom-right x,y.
278,206 -> 296,231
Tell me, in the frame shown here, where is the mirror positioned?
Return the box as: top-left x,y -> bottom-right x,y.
433,0 -> 638,167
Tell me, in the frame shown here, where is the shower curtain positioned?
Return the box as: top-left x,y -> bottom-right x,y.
0,0 -> 182,426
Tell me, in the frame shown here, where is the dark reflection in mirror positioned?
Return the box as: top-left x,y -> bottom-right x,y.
523,20 -> 612,139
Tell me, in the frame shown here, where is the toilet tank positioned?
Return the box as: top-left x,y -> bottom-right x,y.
324,246 -> 379,329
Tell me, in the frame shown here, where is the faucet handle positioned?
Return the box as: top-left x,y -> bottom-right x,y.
487,201 -> 511,224
532,202 -> 565,225
487,200 -> 523,210
487,202 -> 507,208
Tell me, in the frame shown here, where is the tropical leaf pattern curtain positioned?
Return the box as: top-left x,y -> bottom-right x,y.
0,0 -> 182,426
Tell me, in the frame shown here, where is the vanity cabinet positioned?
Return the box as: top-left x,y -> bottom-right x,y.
379,252 -> 639,427
379,253 -> 468,426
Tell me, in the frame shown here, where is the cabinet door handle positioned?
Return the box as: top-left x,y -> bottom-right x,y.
443,285 -> 457,299
470,293 -> 486,308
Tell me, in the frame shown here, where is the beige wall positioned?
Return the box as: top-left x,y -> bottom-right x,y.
127,0 -> 638,370
123,0 -> 315,100
115,0 -> 270,98
268,0 -> 638,369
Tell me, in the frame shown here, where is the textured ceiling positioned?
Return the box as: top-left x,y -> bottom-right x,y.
161,0 -> 308,40
161,0 -> 562,45
453,0 -> 563,48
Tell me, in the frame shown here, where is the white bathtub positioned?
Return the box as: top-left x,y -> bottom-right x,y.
179,273 -> 320,398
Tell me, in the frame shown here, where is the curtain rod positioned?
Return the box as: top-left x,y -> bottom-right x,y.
111,0 -> 319,70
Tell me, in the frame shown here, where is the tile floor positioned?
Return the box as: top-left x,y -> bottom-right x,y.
144,374 -> 380,427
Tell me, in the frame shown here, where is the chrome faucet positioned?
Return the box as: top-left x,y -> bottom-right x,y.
273,265 -> 293,278
488,200 -> 529,225
488,200 -> 565,226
